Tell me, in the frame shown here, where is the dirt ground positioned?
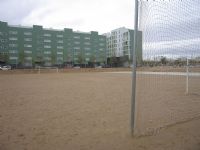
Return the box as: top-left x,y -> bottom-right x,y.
0,72 -> 200,150
135,74 -> 200,136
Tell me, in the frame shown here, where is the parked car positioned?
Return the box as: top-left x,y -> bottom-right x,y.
73,66 -> 81,69
0,65 -> 11,70
95,66 -> 102,69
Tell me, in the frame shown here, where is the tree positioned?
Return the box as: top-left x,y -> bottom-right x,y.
67,54 -> 72,62
90,55 -> 95,62
19,50 -> 25,66
32,57 -> 35,67
0,52 -> 9,64
89,55 -> 96,67
77,53 -> 84,64
51,52 -> 56,66
160,56 -> 167,65
35,53 -> 44,66
174,58 -> 183,66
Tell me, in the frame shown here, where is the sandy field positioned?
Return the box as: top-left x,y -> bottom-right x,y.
0,72 -> 200,150
135,74 -> 200,135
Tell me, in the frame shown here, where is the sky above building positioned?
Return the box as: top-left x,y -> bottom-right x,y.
0,0 -> 199,59
139,0 -> 200,59
0,0 -> 135,34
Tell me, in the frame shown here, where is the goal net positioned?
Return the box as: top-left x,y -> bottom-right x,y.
134,0 -> 200,135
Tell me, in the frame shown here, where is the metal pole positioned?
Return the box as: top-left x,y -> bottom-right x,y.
186,58 -> 189,94
131,0 -> 139,136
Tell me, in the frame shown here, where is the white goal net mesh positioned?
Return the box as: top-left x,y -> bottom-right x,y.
135,0 -> 200,135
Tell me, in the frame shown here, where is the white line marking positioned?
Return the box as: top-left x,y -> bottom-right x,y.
104,71 -> 200,77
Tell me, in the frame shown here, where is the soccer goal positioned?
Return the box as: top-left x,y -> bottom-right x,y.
35,66 -> 59,74
131,0 -> 200,136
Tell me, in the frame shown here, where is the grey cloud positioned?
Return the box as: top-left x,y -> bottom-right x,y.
144,40 -> 200,59
143,18 -> 200,43
0,0 -> 40,24
140,0 -> 200,42
140,0 -> 200,58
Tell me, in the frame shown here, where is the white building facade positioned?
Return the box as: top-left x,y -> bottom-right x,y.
105,27 -> 143,65
105,27 -> 131,59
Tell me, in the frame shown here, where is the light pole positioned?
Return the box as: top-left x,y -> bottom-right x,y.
131,0 -> 139,136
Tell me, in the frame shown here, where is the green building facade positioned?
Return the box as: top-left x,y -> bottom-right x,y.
0,21 -> 107,67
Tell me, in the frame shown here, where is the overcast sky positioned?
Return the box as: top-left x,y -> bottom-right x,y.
139,0 -> 200,59
0,0 -> 135,34
0,0 -> 199,59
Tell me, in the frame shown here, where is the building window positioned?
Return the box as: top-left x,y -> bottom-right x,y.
9,44 -> 18,47
0,46 -> 7,49
84,37 -> 90,40
57,46 -> 63,49
57,57 -> 63,60
84,42 -> 90,45
0,39 -> 7,42
99,48 -> 104,51
24,32 -> 32,36
74,41 -> 80,44
99,38 -> 105,41
99,43 -> 105,46
9,50 -> 18,54
44,45 -> 51,48
44,51 -> 51,54
84,47 -> 91,50
9,37 -> 18,41
57,34 -> 63,38
24,44 -> 32,48
24,50 -> 32,54
85,58 -> 90,61
9,56 -> 18,60
85,52 -> 90,56
44,39 -> 51,43
57,40 -> 63,43
25,57 -> 32,60
74,47 -> 80,50
74,52 -> 80,56
24,38 -> 32,41
73,36 -> 80,39
9,31 -> 18,35
44,57 -> 51,60
57,52 -> 63,55
44,33 -> 51,37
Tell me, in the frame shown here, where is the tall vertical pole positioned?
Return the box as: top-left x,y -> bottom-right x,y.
131,0 -> 139,136
186,58 -> 189,94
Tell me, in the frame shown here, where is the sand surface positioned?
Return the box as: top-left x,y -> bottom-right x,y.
0,72 -> 200,150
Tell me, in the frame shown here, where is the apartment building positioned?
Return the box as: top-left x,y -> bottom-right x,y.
0,21 -> 106,67
105,27 -> 142,65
